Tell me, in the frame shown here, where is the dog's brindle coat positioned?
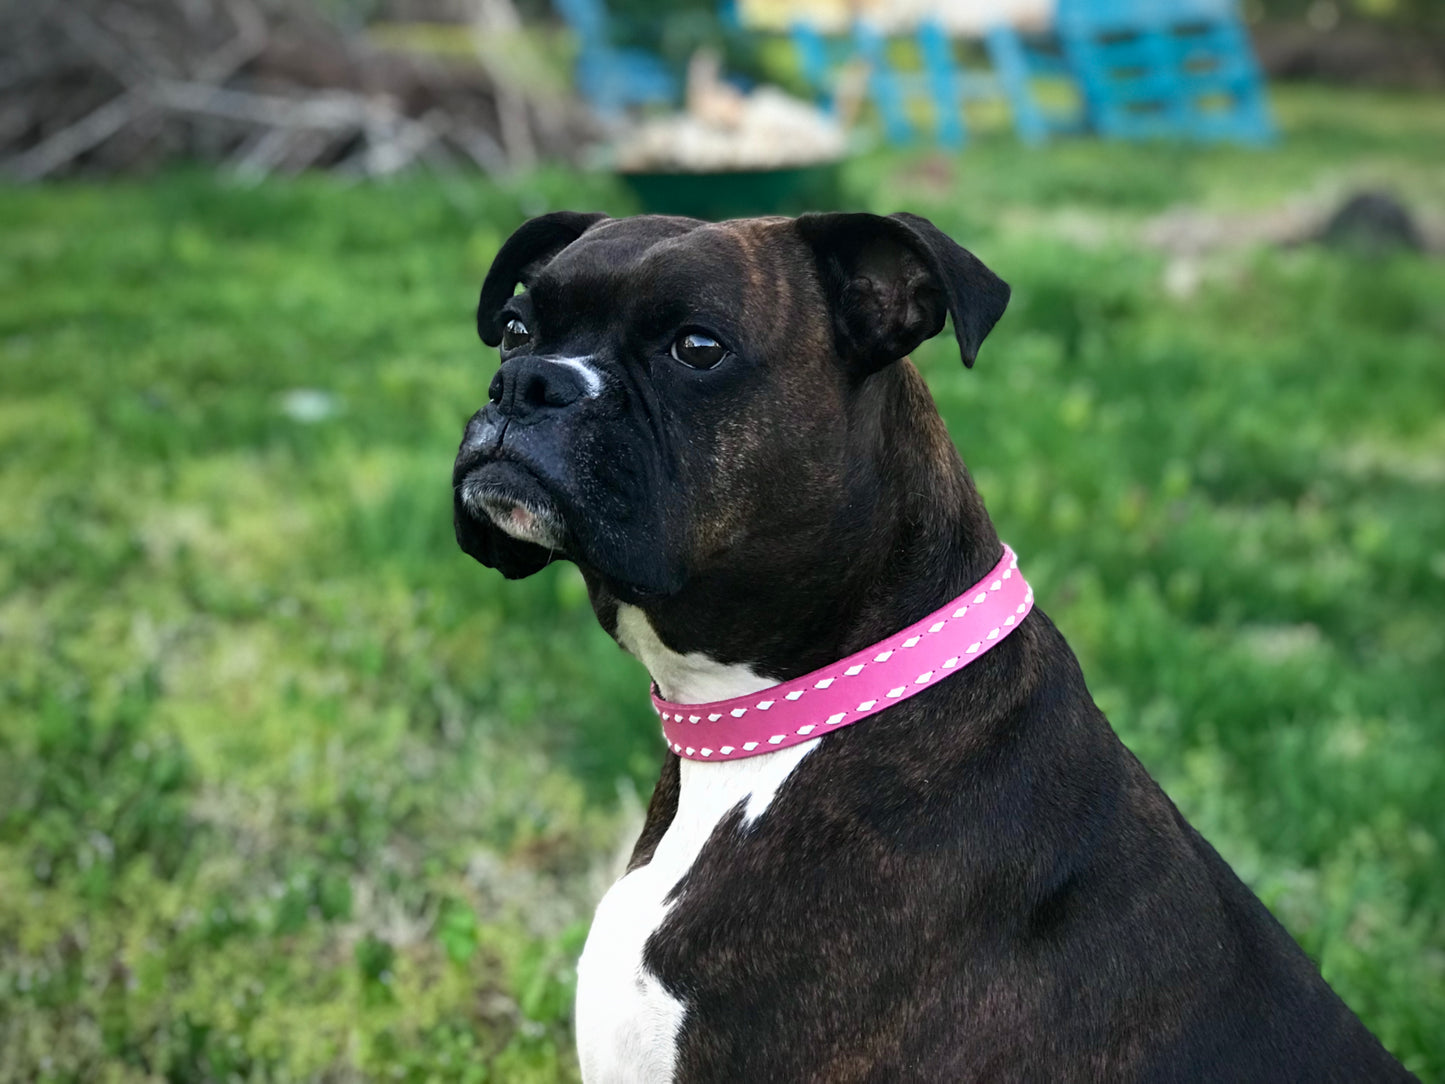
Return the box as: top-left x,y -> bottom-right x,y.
452,211 -> 1414,1082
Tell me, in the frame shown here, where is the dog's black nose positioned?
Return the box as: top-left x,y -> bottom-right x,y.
489,356 -> 596,423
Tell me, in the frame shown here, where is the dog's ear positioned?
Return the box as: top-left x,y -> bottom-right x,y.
478,211 -> 609,346
796,211 -> 1009,373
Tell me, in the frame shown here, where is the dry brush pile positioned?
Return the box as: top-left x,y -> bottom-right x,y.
0,0 -> 593,180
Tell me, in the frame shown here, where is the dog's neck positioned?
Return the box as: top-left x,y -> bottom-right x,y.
593,363 -> 1001,700
613,604 -> 776,704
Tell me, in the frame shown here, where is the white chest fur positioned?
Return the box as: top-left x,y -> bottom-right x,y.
574,607 -> 818,1084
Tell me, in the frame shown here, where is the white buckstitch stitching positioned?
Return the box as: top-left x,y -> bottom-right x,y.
664,574 -> 1034,757
718,577 -> 1030,705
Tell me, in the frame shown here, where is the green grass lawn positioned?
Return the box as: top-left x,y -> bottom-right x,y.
2,85 -> 1443,1082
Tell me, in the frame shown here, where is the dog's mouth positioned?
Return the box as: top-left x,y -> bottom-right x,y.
459,462 -> 566,551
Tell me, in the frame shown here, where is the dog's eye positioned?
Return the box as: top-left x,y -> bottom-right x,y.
501,317 -> 530,350
671,331 -> 727,370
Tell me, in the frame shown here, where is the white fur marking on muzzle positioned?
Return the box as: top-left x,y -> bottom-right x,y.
542,355 -> 605,399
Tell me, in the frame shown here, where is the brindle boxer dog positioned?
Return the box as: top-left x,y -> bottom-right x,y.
451,211 -> 1415,1083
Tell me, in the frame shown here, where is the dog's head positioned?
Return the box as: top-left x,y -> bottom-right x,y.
453,211 -> 1009,615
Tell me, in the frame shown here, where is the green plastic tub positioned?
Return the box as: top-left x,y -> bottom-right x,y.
618,162 -> 844,220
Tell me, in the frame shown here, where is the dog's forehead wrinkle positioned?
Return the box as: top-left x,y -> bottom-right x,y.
537,260 -> 745,350
532,220 -> 704,309
559,215 -> 710,273
571,213 -> 702,250
632,232 -> 751,301
727,220 -> 817,338
717,222 -> 767,300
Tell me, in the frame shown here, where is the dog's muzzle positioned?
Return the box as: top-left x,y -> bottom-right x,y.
488,354 -> 603,425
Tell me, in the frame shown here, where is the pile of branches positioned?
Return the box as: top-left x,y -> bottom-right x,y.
0,0 -> 591,180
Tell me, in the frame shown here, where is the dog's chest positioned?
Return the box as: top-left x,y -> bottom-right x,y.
575,614 -> 819,1084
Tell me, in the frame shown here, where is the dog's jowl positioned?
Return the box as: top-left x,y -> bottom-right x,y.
452,211 -> 1415,1082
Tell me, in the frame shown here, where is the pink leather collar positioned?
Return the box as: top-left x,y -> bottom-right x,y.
654,545 -> 1033,761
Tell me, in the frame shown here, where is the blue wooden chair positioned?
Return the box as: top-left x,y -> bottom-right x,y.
791,19 -> 997,148
985,26 -> 1087,145
852,22 -> 917,145
1165,3 -> 1275,141
789,21 -> 916,141
916,21 -> 1001,148
554,0 -> 679,117
990,0 -> 1273,143
789,21 -> 841,113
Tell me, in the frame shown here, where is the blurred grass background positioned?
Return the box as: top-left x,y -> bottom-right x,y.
2,85 -> 1444,1081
